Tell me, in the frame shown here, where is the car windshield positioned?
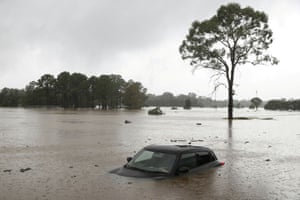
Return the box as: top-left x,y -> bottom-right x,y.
127,150 -> 177,174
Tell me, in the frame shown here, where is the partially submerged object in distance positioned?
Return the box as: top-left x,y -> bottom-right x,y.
110,144 -> 224,178
148,107 -> 163,115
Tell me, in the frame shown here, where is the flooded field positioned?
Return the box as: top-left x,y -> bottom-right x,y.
0,107 -> 299,200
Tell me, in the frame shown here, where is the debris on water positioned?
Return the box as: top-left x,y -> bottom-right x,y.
124,120 -> 132,124
3,169 -> 12,173
71,175 -> 77,178
20,168 -> 31,173
265,159 -> 271,162
148,107 -> 163,115
268,145 -> 272,148
170,139 -> 186,142
69,166 -> 74,169
196,123 -> 202,125
191,139 -> 204,142
94,164 -> 99,167
127,182 -> 132,184
244,141 -> 250,144
261,117 -> 274,120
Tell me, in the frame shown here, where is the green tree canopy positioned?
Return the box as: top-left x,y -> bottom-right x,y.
250,97 -> 263,110
123,80 -> 147,109
1,72 -> 147,110
0,88 -> 24,106
56,71 -> 72,108
37,74 -> 56,105
180,3 -> 278,119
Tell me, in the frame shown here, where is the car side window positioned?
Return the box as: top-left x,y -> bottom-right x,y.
179,152 -> 215,169
179,153 -> 198,169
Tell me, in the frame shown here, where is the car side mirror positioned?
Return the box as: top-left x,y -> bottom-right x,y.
126,157 -> 132,163
177,166 -> 189,174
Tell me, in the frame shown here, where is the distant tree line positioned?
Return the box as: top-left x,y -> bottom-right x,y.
264,99 -> 300,111
0,72 -> 147,109
145,92 -> 252,108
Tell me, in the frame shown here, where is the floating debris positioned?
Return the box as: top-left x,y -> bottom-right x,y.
261,117 -> 274,120
171,139 -> 204,143
124,120 -> 132,124
191,139 -> 204,142
20,168 -> 31,173
148,107 -> 163,115
265,159 -> 271,162
244,141 -> 250,144
69,166 -> 74,169
170,139 -> 187,142
3,169 -> 12,173
196,123 -> 202,125
94,164 -> 99,167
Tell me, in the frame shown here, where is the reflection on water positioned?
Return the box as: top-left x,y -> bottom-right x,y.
228,120 -> 232,138
0,107 -> 300,199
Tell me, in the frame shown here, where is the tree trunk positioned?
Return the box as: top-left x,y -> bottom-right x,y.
228,83 -> 233,119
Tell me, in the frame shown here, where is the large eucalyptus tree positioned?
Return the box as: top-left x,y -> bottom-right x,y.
180,3 -> 278,119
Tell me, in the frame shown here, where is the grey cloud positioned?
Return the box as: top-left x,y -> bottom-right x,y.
0,0 -> 218,71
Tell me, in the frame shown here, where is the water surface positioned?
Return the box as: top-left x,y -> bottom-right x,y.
0,107 -> 299,199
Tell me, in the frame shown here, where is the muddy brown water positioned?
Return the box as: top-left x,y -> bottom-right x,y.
0,107 -> 299,200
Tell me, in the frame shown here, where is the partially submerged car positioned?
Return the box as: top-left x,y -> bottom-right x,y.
110,144 -> 224,178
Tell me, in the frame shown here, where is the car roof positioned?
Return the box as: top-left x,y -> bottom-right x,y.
144,144 -> 212,154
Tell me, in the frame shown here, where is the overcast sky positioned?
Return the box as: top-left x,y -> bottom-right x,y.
0,0 -> 299,100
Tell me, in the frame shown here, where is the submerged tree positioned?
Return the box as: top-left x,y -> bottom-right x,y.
179,3 -> 278,119
37,74 -> 56,105
250,97 -> 262,111
56,71 -> 72,108
0,88 -> 24,106
183,99 -> 192,109
123,80 -> 147,109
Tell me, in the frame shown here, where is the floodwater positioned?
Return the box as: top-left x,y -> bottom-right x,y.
0,107 -> 299,200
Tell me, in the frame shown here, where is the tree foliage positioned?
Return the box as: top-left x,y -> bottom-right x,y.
0,72 -> 147,109
123,80 -> 147,109
250,97 -> 262,110
180,3 -> 278,119
145,92 -> 252,108
0,88 -> 24,106
183,99 -> 192,109
264,99 -> 300,111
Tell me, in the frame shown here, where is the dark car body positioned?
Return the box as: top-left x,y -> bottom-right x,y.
110,144 -> 224,178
